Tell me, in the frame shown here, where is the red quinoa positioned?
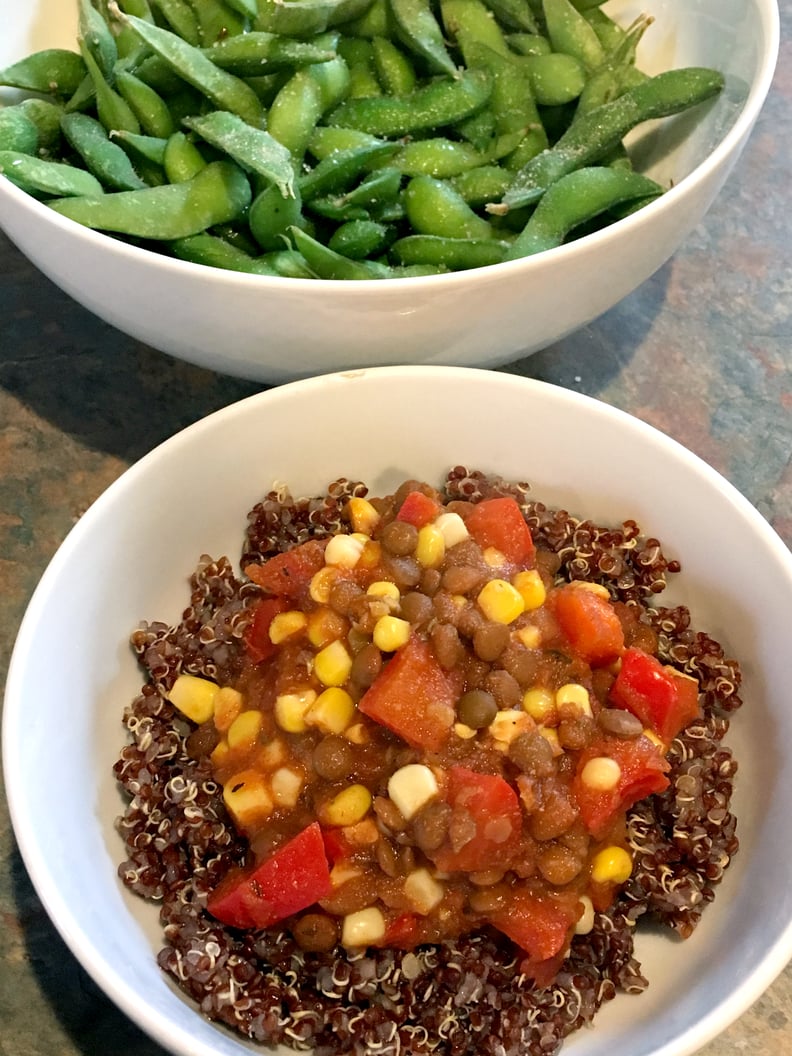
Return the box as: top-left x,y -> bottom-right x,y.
114,468 -> 741,1056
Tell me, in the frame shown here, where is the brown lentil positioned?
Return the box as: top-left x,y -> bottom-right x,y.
457,688 -> 498,730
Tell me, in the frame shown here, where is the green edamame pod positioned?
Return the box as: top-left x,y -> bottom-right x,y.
440,0 -> 511,61
249,183 -> 304,250
190,0 -> 247,46
299,141 -> 398,199
254,0 -> 377,36
266,69 -> 325,159
171,232 -> 279,273
223,0 -> 260,17
201,33 -> 338,76
371,37 -> 417,95
541,0 -> 605,71
327,67 -> 491,136
305,196 -> 370,221
341,166 -> 401,208
450,163 -> 511,204
498,67 -> 725,210
0,151 -> 104,198
582,6 -> 626,53
78,39 -> 141,134
61,112 -> 148,190
289,225 -> 390,278
263,248 -> 317,277
390,233 -> 509,269
78,0 -> 118,77
17,99 -> 64,154
345,0 -> 391,37
111,129 -> 169,165
388,0 -> 457,78
184,110 -> 295,196
388,137 -> 486,177
164,131 -> 208,181
574,14 -> 652,117
308,55 -> 353,111
0,109 -> 39,155
150,0 -> 202,45
0,49 -> 87,97
523,52 -> 586,105
328,218 -> 392,258
115,10 -> 264,125
115,68 -> 177,138
506,33 -> 552,56
505,165 -> 663,257
481,0 -> 539,33
48,159 -> 252,238
307,126 -> 383,159
337,38 -> 382,98
404,174 -> 494,239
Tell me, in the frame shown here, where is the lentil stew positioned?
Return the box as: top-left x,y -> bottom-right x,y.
115,468 -> 741,1056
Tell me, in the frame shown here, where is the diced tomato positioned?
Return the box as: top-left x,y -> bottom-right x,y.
396,490 -> 441,528
609,646 -> 701,742
464,497 -> 535,567
321,826 -> 354,865
487,887 -> 580,966
573,735 -> 670,838
244,597 -> 290,663
431,766 -> 522,873
551,584 -> 625,666
382,912 -> 419,947
244,539 -> 327,602
207,822 -> 332,930
358,635 -> 458,751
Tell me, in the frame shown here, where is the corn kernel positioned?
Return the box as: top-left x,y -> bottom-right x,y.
367,580 -> 401,603
538,726 -> 563,756
489,709 -> 532,746
347,496 -> 380,535
483,546 -> 506,568
271,766 -> 303,808
516,625 -> 541,649
388,764 -> 438,820
210,738 -> 229,767
575,895 -> 595,935
434,511 -> 469,548
373,615 -> 411,652
591,845 -> 632,885
325,534 -> 365,569
555,683 -> 592,717
330,861 -> 361,888
454,722 -> 477,740
213,686 -> 244,732
341,906 -> 385,947
168,673 -> 218,724
512,570 -> 546,610
404,868 -> 444,914
306,686 -> 356,734
269,610 -> 308,644
306,606 -> 348,649
310,566 -> 338,604
358,539 -> 382,570
569,580 -> 611,599
322,784 -> 372,826
522,687 -> 555,723
415,523 -> 445,568
227,709 -> 263,750
344,722 -> 368,745
223,769 -> 273,828
477,579 -> 525,624
274,689 -> 317,733
580,756 -> 621,791
314,639 -> 353,687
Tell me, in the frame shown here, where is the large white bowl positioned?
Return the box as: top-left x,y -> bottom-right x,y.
4,366 -> 792,1056
0,0 -> 780,382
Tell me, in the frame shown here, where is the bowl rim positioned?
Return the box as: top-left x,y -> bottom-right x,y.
4,364 -> 792,1056
0,0 -> 781,293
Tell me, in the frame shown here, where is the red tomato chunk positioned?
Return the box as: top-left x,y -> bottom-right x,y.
610,646 -> 701,742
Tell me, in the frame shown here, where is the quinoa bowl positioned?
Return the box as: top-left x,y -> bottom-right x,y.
4,365 -> 792,1056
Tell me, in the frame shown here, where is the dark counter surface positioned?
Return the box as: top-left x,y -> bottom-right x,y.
1,4 -> 790,1051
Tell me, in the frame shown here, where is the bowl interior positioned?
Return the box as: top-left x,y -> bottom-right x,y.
5,367 -> 792,1056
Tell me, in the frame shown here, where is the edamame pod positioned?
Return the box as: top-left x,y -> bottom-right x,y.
390,233 -> 509,268
404,174 -> 494,239
388,0 -> 458,77
201,33 -> 338,75
61,112 -> 148,190
184,110 -> 295,195
171,232 -> 279,273
0,109 -> 39,155
0,151 -> 104,198
289,225 -> 390,277
0,49 -> 87,97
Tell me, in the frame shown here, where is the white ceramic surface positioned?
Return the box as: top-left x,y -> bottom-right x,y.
4,366 -> 792,1056
0,0 -> 780,382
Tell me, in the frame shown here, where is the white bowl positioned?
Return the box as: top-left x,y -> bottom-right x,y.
4,365 -> 792,1056
0,0 -> 780,382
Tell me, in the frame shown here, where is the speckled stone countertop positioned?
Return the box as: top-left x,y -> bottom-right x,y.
1,4 -> 791,1053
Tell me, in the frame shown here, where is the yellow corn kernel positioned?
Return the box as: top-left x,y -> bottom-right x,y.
516,625 -> 541,649
168,673 -> 218,724
310,565 -> 339,604
227,709 -> 263,750
489,709 -> 532,746
454,722 -> 477,740
307,606 -> 348,649
512,570 -> 546,611
569,580 -> 611,599
358,539 -> 382,570
341,906 -> 385,947
347,496 -> 381,535
434,511 -> 469,548
477,579 -> 525,624
538,726 -> 563,756
274,689 -> 316,733
555,683 -> 592,717
306,686 -> 356,734
415,523 -> 445,568
367,580 -> 401,602
580,756 -> 621,791
330,861 -> 361,888
344,722 -> 368,745
271,766 -> 303,808
373,615 -> 411,652
522,687 -> 556,724
325,534 -> 365,569
314,639 -> 353,686
211,738 -> 229,767
213,686 -> 244,732
404,868 -> 444,915
322,784 -> 372,826
222,769 -> 273,828
575,895 -> 595,935
483,546 -> 506,568
269,610 -> 308,644
591,846 -> 632,885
